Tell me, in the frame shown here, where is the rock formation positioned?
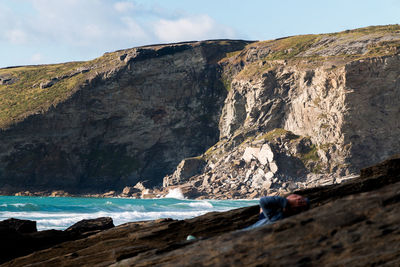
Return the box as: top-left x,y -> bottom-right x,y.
164,25 -> 400,198
0,40 -> 250,194
0,25 -> 399,197
2,155 -> 400,266
0,217 -> 114,264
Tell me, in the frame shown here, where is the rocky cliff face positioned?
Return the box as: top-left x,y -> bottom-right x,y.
1,25 -> 400,197
164,25 -> 400,198
0,40 -> 250,193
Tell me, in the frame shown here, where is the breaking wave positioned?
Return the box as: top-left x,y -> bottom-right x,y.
0,196 -> 258,230
164,188 -> 185,199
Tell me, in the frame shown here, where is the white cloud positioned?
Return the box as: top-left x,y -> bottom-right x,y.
0,0 -> 238,67
114,1 -> 135,13
154,15 -> 235,43
23,0 -> 235,47
31,53 -> 43,63
120,17 -> 149,41
6,29 -> 28,44
83,24 -> 103,39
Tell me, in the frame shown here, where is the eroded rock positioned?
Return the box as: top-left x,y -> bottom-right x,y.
163,157 -> 206,187
0,40 -> 251,194
65,217 -> 114,234
0,217 -> 115,264
0,218 -> 37,234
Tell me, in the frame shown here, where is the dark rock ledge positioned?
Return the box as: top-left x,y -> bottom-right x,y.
1,155 -> 400,266
0,217 -> 114,264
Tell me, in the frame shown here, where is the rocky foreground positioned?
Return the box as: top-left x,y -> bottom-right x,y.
1,155 -> 399,266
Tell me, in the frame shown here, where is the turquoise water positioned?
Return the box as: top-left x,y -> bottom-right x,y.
0,196 -> 258,230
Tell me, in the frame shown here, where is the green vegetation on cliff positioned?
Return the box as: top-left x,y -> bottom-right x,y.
256,128 -> 300,142
0,37 -> 149,130
1,25 -> 399,130
0,63 -> 87,128
223,24 -> 400,79
0,50 -> 127,129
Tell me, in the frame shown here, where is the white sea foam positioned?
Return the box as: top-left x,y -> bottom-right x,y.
12,203 -> 29,207
0,203 -> 38,209
0,209 -> 210,230
165,188 -> 185,199
187,201 -> 213,209
20,210 -> 206,230
0,196 -> 258,231
121,204 -> 145,212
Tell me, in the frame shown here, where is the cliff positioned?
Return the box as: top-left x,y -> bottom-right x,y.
0,40 -> 250,193
1,25 -> 400,196
164,25 -> 400,198
2,155 -> 400,266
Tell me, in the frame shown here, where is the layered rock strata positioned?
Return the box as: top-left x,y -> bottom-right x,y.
0,40 -> 250,194
0,25 -> 400,197
164,26 -> 400,198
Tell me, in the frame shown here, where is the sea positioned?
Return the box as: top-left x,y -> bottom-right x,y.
0,190 -> 258,231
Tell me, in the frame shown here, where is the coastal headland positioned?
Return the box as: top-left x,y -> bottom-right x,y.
1,25 -> 400,200
1,24 -> 400,265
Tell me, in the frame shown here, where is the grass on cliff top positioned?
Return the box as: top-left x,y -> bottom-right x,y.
228,24 -> 400,79
0,62 -> 87,129
0,40 -> 249,129
262,34 -> 321,60
0,50 -> 127,129
254,24 -> 400,59
334,24 -> 400,36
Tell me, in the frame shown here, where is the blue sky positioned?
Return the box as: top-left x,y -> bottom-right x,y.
0,0 -> 399,68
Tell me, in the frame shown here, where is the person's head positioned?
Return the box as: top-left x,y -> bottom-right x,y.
286,194 -> 309,213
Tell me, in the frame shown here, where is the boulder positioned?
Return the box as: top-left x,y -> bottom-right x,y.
269,161 -> 278,174
39,78 -> 58,89
120,186 -> 140,197
134,182 -> 147,191
242,145 -> 274,166
50,190 -> 70,197
251,172 -> 265,189
248,191 -> 259,199
66,217 -> 114,234
0,218 -> 37,234
265,171 -> 274,180
102,191 -> 116,197
14,191 -> 33,196
259,144 -> 274,164
166,157 -> 206,187
0,75 -> 16,85
202,175 -> 210,187
262,181 -> 272,190
122,186 -> 132,195
242,147 -> 259,163
0,217 -> 114,264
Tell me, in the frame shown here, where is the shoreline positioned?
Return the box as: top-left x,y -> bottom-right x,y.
0,174 -> 358,200
1,155 -> 399,266
0,194 -> 260,231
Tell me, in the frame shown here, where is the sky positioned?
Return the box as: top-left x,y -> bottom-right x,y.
0,0 -> 399,68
